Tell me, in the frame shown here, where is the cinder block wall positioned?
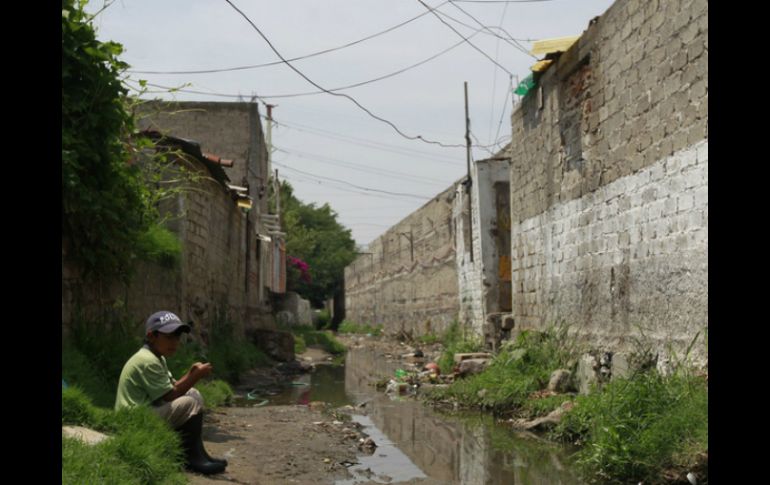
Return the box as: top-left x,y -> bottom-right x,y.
61,157 -> 248,335
344,186 -> 459,337
508,0 -> 707,363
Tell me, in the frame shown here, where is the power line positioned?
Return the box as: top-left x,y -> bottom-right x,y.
129,1 -> 450,75
448,1 -> 536,59
416,0 -> 514,76
273,120 -> 463,164
221,30 -> 483,100
488,2 -> 511,142
223,0 -> 467,149
273,145 -> 451,186
273,161 -> 431,200
453,0 -> 558,3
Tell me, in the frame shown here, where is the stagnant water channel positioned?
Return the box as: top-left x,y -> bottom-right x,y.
238,345 -> 585,485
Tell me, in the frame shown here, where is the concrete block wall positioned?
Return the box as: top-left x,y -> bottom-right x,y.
177,159 -> 248,329
345,185 -> 459,337
61,157 -> 249,334
508,0 -> 708,363
455,158 -> 511,337
137,101 -> 274,318
454,181 -> 485,334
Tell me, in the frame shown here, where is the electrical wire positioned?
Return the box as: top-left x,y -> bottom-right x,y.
280,171 -> 427,203
273,146 -> 451,186
219,30 -> 483,100
453,0 -> 558,3
488,2 -> 510,142
493,75 -> 513,145
223,0 -> 467,149
273,161 -> 431,200
416,0 -> 514,76
448,1 -> 536,59
273,120 -> 463,165
129,1 -> 450,75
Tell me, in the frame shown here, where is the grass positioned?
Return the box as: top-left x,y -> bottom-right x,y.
337,320 -> 383,336
435,320 -> 485,374
290,325 -> 347,354
62,387 -> 187,485
553,370 -> 708,483
62,308 -> 272,483
428,325 -> 575,412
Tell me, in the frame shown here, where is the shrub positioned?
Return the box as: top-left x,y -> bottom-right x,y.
135,223 -> 182,268
553,370 -> 708,483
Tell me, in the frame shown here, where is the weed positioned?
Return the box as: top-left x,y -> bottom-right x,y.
337,320 -> 383,336
553,370 -> 708,483
62,387 -> 186,485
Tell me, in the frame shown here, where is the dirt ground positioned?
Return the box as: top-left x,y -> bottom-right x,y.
187,338 -> 445,485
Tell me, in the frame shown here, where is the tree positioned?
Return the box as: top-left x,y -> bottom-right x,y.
276,181 -> 356,307
62,0 -> 154,281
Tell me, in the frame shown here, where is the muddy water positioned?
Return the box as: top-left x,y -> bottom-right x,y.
237,346 -> 585,484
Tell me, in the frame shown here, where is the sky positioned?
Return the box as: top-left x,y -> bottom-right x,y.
86,0 -> 615,246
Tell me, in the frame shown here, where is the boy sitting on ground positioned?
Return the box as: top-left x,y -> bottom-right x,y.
115,310 -> 227,475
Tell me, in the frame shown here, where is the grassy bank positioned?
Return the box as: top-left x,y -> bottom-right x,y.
62,310 -> 271,483
425,326 -> 708,483
337,320 -> 383,336
553,370 -> 708,484
428,326 -> 572,411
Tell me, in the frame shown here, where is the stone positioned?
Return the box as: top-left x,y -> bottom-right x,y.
547,370 -> 573,393
248,328 -> 295,362
576,353 -> 600,395
457,358 -> 490,377
453,352 -> 493,364
62,426 -> 110,446
611,352 -> 632,380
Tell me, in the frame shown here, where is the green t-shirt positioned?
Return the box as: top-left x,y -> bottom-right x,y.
115,346 -> 174,411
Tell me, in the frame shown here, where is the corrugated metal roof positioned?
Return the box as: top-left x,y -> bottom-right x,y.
530,35 -> 581,56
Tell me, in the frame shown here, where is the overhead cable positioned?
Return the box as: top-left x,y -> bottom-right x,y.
416,0 -> 514,76
273,146 -> 450,186
130,1 -> 450,75
224,0 -> 467,149
448,1 -> 536,59
273,161 -> 431,200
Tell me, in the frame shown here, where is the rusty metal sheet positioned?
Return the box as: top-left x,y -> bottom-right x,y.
498,256 -> 512,281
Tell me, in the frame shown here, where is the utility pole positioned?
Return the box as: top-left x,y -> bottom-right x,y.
265,103 -> 276,180
464,81 -> 474,263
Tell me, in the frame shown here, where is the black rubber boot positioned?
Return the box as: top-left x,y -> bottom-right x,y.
177,414 -> 226,475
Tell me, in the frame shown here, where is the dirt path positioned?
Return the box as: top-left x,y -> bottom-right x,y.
186,339 -> 445,485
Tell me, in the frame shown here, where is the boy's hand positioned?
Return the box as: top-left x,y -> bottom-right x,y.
191,362 -> 213,378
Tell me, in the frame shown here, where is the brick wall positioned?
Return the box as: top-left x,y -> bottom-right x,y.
508,0 -> 707,363
344,185 -> 459,337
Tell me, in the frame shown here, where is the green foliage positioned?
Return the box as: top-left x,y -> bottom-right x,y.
290,326 -> 347,354
436,321 -> 484,374
521,394 -> 574,419
274,181 -> 357,306
316,308 -> 332,329
64,313 -> 143,407
294,333 -> 307,354
62,387 -> 186,485
337,320 -> 383,336
135,223 -> 182,268
553,370 -> 708,483
417,333 -> 440,345
206,307 -> 272,382
62,0 -> 154,282
197,380 -> 234,408
429,325 -> 574,411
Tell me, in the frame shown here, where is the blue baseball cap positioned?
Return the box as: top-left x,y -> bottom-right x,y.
145,311 -> 191,335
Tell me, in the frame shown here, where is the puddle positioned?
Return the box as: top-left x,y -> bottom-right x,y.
230,344 -> 586,484
336,414 -> 427,485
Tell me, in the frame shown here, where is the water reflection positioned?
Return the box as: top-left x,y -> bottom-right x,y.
344,345 -> 585,485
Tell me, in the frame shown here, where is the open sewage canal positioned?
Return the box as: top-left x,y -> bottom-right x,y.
233,344 -> 585,485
